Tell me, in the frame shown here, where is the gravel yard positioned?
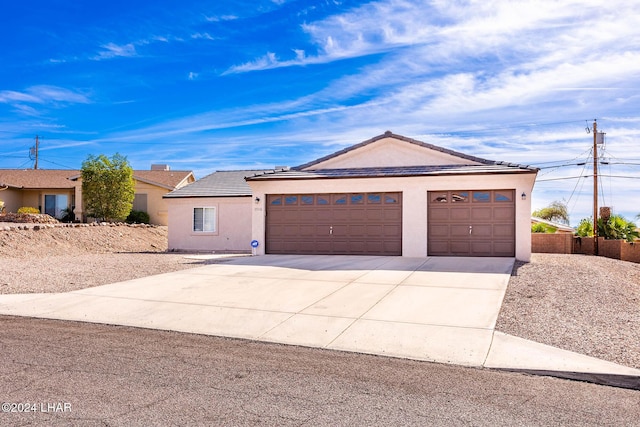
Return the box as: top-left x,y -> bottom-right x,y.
496,253 -> 640,370
1,224 -> 639,371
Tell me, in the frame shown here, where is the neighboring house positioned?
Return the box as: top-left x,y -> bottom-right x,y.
0,170 -> 81,219
0,166 -> 194,225
531,217 -> 575,233
246,132 -> 538,261
165,132 -> 538,261
163,170 -> 270,252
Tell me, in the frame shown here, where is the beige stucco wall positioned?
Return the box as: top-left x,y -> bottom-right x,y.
167,196 -> 253,252
248,173 -> 536,261
133,181 -> 174,225
0,188 -> 76,218
307,137 -> 480,169
0,189 -> 23,213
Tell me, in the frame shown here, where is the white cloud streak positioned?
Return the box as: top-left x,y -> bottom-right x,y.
92,42 -> 137,60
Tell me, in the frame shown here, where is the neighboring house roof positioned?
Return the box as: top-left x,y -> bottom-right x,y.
0,169 -> 79,189
531,217 -> 575,233
247,132 -> 538,182
131,170 -> 195,190
0,169 -> 194,191
164,170 -> 272,198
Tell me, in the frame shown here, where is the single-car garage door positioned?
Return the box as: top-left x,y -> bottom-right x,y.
266,192 -> 402,255
428,190 -> 515,257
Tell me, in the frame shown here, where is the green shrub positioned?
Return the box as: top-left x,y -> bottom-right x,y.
531,223 -> 556,233
17,207 -> 40,214
126,210 -> 150,224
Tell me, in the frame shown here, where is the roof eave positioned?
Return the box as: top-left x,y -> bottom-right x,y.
247,168 -> 538,181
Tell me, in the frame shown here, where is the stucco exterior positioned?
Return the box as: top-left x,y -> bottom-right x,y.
248,173 -> 535,261
132,180 -> 173,226
246,132 -> 537,261
167,196 -> 253,252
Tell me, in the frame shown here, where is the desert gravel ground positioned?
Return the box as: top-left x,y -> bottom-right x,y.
1,225 -> 639,370
496,253 -> 640,370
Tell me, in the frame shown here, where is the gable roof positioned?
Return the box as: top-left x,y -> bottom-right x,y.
296,131 -> 496,170
0,169 -> 194,190
0,169 -> 79,189
164,170 -> 272,198
247,132 -> 537,181
131,170 -> 194,190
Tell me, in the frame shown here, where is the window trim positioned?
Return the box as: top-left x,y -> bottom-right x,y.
193,206 -> 217,233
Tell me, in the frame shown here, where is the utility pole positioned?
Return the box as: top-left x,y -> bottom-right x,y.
592,120 -> 598,255
30,135 -> 40,170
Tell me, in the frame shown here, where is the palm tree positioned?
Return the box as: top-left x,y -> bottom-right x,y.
598,215 -> 640,243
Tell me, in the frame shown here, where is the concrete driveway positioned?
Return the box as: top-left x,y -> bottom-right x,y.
1,255 -> 639,379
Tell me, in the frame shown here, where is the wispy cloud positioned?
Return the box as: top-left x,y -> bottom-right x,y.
0,85 -> 90,105
92,42 -> 137,60
204,14 -> 238,22
191,32 -> 217,41
225,0 -> 639,74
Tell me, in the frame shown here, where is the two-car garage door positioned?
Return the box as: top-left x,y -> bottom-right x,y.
265,189 -> 515,257
266,192 -> 402,255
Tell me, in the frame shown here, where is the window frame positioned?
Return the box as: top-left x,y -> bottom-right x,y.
193,206 -> 217,233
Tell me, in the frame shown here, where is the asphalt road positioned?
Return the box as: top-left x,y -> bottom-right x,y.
1,316 -> 639,426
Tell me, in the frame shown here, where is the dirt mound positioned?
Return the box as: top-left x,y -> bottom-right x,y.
0,224 -> 168,258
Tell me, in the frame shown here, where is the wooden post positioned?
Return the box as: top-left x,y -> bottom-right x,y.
593,120 -> 598,255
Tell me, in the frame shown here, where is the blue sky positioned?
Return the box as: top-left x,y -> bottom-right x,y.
1,0 -> 639,225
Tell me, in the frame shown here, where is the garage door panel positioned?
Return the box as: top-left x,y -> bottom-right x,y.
349,208 -> 366,220
493,242 -> 515,256
494,206 -> 515,220
471,224 -> 492,237
384,210 -> 403,221
471,241 -> 492,255
367,210 -> 383,220
316,210 -> 334,221
493,224 -> 514,238
471,207 -> 492,220
349,224 -> 367,236
450,207 -> 470,221
384,240 -> 402,252
428,224 -> 449,237
450,241 -> 471,254
450,225 -> 470,237
298,225 -> 316,236
430,208 -> 450,221
428,240 -> 449,255
384,225 -> 402,237
366,224 -> 383,235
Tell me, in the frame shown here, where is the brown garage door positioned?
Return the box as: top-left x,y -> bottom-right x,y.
428,190 -> 515,257
266,192 -> 402,255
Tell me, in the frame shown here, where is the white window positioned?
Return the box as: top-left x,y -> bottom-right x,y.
193,207 -> 216,232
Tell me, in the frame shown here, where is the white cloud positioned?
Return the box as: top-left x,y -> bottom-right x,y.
191,32 -> 216,40
0,85 -> 90,105
92,42 -> 137,60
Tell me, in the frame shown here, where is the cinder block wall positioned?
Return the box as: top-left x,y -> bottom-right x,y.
531,233 -> 573,254
598,238 -> 622,260
573,236 -> 595,255
621,242 -> 640,263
